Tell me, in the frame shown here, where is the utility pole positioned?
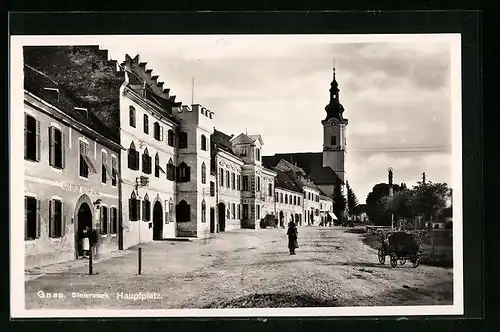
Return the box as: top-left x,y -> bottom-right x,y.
422,172 -> 426,184
388,167 -> 394,230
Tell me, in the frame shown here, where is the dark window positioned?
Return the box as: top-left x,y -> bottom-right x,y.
25,196 -> 40,240
101,151 -> 107,183
155,153 -> 161,178
177,162 -> 190,182
231,173 -> 235,189
285,194 -> 288,204
110,207 -> 118,234
237,204 -> 241,219
232,203 -> 235,219
166,158 -> 175,181
256,205 -> 260,219
154,122 -> 161,140
275,192 -> 278,201
331,136 -> 336,145
128,142 -> 140,170
240,146 -> 247,156
176,200 -> 191,222
143,114 -> 149,134
142,148 -> 152,174
201,200 -> 206,223
237,175 -> 241,190
219,168 -> 224,187
268,183 -> 273,197
298,197 -> 301,205
201,135 -> 207,151
280,193 -> 283,203
24,114 -> 40,162
79,141 -> 89,178
243,176 -> 249,191
201,162 -> 207,184
129,106 -> 136,127
167,129 -> 175,147
100,206 -> 108,234
129,192 -> 141,221
179,132 -> 188,149
49,126 -> 65,169
226,170 -> 230,188
243,204 -> 249,219
256,148 -> 261,161
111,156 -> 118,186
257,176 -> 261,192
210,181 -> 215,196
294,196 -> 297,205
142,195 -> 151,222
49,199 -> 63,238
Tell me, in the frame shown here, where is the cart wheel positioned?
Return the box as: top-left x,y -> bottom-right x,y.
399,258 -> 406,265
412,253 -> 420,268
390,254 -> 398,268
378,248 -> 386,264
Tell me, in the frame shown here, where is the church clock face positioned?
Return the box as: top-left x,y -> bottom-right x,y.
327,118 -> 340,128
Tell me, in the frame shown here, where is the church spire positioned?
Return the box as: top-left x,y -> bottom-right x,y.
325,61 -> 346,123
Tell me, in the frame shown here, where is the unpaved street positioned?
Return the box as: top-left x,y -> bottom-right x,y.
25,227 -> 453,309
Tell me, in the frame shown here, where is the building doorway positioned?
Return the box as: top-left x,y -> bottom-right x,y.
279,211 -> 284,228
76,203 -> 92,259
218,203 -> 226,232
153,201 -> 163,240
210,207 -> 215,233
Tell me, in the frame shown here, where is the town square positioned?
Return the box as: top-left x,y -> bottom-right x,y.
15,35 -> 458,313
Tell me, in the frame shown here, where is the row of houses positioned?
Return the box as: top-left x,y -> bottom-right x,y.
23,46 -> 341,269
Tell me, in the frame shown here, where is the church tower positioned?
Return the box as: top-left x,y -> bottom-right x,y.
321,65 -> 348,185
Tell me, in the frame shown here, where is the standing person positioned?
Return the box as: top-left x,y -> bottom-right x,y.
287,221 -> 298,255
81,226 -> 90,259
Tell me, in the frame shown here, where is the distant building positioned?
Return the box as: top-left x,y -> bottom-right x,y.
274,169 -> 304,227
24,65 -> 122,269
263,66 -> 348,211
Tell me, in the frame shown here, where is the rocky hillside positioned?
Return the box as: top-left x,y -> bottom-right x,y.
23,46 -> 124,139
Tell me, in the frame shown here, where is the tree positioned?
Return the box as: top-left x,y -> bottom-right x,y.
410,181 -> 449,222
380,188 -> 414,220
346,181 -> 359,218
366,183 -> 402,226
333,184 -> 347,223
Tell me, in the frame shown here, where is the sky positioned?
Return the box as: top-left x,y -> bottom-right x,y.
90,36 -> 453,203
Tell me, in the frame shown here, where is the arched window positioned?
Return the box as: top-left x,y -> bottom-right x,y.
177,162 -> 190,182
142,194 -> 150,221
142,148 -> 151,174
167,129 -> 175,147
129,106 -> 136,128
166,158 -> 175,181
201,200 -> 206,223
176,200 -> 190,223
201,134 -> 207,151
129,191 -> 140,221
201,162 -> 206,184
128,142 -> 139,170
168,198 -> 174,222
179,132 -> 188,149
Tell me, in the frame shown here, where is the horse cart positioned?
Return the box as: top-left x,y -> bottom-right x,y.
377,231 -> 421,268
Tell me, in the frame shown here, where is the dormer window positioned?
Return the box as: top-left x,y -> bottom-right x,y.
43,87 -> 60,102
240,146 -> 247,156
75,107 -> 88,119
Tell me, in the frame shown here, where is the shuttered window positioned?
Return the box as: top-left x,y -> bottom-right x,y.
242,176 -> 249,191
177,162 -> 190,182
219,168 -> 224,187
110,207 -> 118,234
129,106 -> 136,127
166,159 -> 175,181
201,200 -> 206,223
24,114 -> 40,162
100,206 -> 108,234
179,132 -> 188,149
111,156 -> 118,186
142,195 -> 151,221
237,175 -> 241,190
167,129 -> 175,147
25,196 -> 39,240
79,141 -> 89,177
49,126 -> 65,169
128,142 -> 140,170
129,192 -> 140,221
142,149 -> 152,174
49,199 -> 64,238
201,162 -> 206,184
143,114 -> 149,134
226,170 -> 230,188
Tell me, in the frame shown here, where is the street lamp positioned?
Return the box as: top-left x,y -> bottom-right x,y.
388,167 -> 394,230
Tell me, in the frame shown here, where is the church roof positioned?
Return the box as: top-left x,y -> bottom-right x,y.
262,152 -> 344,186
24,64 -> 120,144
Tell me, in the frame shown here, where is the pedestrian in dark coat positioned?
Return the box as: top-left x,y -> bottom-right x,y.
287,221 -> 298,255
